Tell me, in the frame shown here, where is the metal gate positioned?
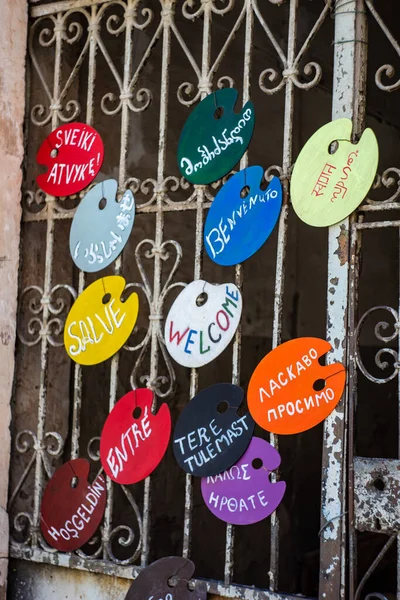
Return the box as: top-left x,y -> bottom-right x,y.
7,1 -> 400,598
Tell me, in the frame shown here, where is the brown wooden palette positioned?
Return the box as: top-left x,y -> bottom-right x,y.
124,557 -> 207,600
40,458 -> 106,552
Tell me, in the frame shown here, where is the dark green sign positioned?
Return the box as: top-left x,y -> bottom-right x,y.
177,88 -> 255,185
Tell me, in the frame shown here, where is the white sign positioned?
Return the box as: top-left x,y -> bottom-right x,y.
164,280 -> 242,368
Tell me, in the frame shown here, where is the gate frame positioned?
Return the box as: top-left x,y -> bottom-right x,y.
1,1 -> 373,599
319,1 -> 367,598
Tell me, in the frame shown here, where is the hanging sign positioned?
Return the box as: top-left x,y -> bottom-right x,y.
64,275 -> 139,366
70,180 -> 135,272
247,337 -> 346,435
201,437 -> 285,525
36,122 -> 104,197
164,280 -> 242,368
177,88 -> 255,185
40,458 -> 106,552
291,118 -> 379,227
124,557 -> 207,600
100,388 -> 171,485
173,383 -> 254,477
204,167 -> 282,266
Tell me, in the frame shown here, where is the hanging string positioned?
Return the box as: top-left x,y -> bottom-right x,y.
46,135 -> 58,158
318,511 -> 348,535
321,367 -> 347,383
169,562 -> 195,587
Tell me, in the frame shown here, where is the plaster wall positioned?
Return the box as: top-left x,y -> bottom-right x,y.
0,0 -> 27,597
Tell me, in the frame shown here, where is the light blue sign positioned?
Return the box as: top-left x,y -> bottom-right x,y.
69,179 -> 135,273
204,166 -> 282,266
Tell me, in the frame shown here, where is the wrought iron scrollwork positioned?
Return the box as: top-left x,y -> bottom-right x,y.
365,0 -> 400,92
18,284 -> 77,347
355,306 -> 399,384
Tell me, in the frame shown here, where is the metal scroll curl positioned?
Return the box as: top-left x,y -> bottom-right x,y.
365,0 -> 400,93
366,167 -> 400,206
355,305 -> 400,383
129,238 -> 185,399
29,11 -> 87,127
17,284 -> 77,347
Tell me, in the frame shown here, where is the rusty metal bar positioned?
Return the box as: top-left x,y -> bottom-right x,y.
222,0 -> 253,584
70,2 -> 99,460
348,216 -> 362,599
182,0 -> 212,560
319,1 -> 368,598
141,0 -> 174,567
10,545 -> 314,600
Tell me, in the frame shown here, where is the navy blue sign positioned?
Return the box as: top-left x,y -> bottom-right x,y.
204,166 -> 282,266
173,383 -> 255,477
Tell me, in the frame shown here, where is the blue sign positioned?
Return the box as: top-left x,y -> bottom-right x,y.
204,166 -> 282,266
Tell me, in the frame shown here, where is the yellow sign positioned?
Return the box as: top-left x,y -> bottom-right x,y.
291,118 -> 379,227
64,276 -> 139,365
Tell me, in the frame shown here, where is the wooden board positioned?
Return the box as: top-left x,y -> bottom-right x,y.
100,388 -> 171,484
247,337 -> 346,434
178,88 -> 254,185
36,122 -> 104,196
40,458 -> 106,551
70,179 -> 135,272
64,275 -> 139,365
173,383 -> 254,477
124,557 -> 207,600
291,118 -> 378,227
164,280 -> 242,368
204,167 -> 282,265
201,437 -> 286,525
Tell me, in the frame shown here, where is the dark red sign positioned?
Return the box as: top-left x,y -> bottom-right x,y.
40,458 -> 106,552
124,557 -> 207,600
100,388 -> 171,485
36,123 -> 104,196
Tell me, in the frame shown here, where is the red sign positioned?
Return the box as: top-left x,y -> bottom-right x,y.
247,337 -> 346,435
40,458 -> 106,552
36,123 -> 104,196
100,388 -> 171,485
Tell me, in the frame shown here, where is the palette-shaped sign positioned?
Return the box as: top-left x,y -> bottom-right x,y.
178,88 -> 255,185
64,275 -> 139,365
70,180 -> 135,272
291,118 -> 379,227
124,557 -> 207,600
100,388 -> 171,485
37,123 -> 104,196
247,337 -> 346,435
164,280 -> 242,368
40,458 -> 106,552
204,167 -> 282,266
173,383 -> 254,477
201,437 -> 285,525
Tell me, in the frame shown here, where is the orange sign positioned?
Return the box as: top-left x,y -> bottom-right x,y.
247,338 -> 346,435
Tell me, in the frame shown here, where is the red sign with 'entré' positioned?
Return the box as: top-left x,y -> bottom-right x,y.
100,388 -> 171,485
36,123 -> 104,197
40,458 -> 106,552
